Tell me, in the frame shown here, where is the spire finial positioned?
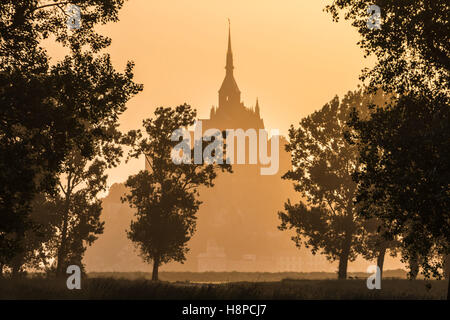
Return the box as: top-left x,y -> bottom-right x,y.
228,19 -> 231,51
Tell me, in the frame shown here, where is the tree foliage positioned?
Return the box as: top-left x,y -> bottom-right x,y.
49,149 -> 108,275
123,104 -> 231,280
325,0 -> 449,95
348,93 -> 450,277
325,1 -> 449,282
279,89 -> 389,279
0,0 -> 142,266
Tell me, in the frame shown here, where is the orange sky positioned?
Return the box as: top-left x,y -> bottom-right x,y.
45,0 -> 374,188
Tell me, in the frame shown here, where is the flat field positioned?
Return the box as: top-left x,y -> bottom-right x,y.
0,271 -> 447,300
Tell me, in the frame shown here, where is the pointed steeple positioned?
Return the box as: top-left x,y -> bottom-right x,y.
226,19 -> 234,74
219,20 -> 241,108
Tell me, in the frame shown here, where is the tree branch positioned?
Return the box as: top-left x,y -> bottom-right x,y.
58,181 -> 67,196
32,2 -> 71,12
326,198 -> 338,217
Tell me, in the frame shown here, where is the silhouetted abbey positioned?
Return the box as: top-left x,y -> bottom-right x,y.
84,26 -> 402,273
187,25 -> 298,271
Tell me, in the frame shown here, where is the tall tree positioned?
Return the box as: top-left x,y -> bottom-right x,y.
50,150 -> 107,276
3,193 -> 54,277
327,1 -> 449,296
123,104 -> 231,281
279,89 -> 388,279
4,147 -> 111,277
348,90 -> 449,282
0,1 -> 142,266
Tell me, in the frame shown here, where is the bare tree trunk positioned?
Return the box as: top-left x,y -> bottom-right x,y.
443,254 -> 450,280
338,236 -> 352,279
408,255 -> 419,280
56,211 -> 69,276
338,254 -> 349,279
12,264 -> 20,278
443,254 -> 450,300
56,182 -> 72,277
447,277 -> 450,301
11,245 -> 25,279
152,256 -> 160,281
377,247 -> 387,279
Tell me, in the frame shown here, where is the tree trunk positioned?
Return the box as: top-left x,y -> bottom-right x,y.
447,276 -> 450,301
152,256 -> 160,281
377,247 -> 387,279
56,215 -> 69,276
12,264 -> 20,278
11,250 -> 25,279
443,254 -> 450,280
408,255 -> 419,280
338,242 -> 351,279
338,253 -> 349,279
337,231 -> 352,280
0,263 -> 3,278
56,191 -> 71,277
444,254 -> 450,300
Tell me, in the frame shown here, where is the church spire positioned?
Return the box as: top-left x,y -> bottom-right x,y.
226,19 -> 234,74
219,20 -> 241,108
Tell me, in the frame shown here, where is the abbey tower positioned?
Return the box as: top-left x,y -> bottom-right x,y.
200,24 -> 264,132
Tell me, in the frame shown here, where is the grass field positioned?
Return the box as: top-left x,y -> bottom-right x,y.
89,270 -> 410,282
0,272 -> 447,300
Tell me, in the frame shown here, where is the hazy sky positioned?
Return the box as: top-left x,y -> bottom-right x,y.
46,0 -> 373,188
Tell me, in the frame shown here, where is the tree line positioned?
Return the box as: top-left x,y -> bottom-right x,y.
0,1 -> 229,279
0,0 -> 142,276
279,0 -> 449,296
0,0 -> 448,299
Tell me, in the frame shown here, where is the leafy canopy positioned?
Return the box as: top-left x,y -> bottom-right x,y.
123,104 -> 232,268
